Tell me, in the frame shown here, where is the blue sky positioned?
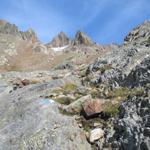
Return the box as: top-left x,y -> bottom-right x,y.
0,0 -> 150,44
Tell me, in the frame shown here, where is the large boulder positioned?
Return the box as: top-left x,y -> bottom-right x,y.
82,99 -> 103,119
0,81 -> 91,150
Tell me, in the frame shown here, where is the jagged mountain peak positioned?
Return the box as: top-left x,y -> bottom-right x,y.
48,31 -> 70,47
0,20 -> 38,42
124,20 -> 150,45
73,30 -> 94,46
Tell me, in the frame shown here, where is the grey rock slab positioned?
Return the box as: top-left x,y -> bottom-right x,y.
0,82 -> 91,150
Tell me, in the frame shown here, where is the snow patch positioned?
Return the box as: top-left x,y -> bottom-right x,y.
51,45 -> 68,52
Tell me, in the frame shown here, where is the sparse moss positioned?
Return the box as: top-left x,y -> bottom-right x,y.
103,101 -> 119,117
51,83 -> 77,95
54,96 -> 75,105
63,83 -> 77,91
102,87 -> 145,117
108,87 -> 144,99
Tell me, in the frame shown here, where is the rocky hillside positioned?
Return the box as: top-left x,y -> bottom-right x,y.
0,20 -> 149,150
0,20 -> 112,72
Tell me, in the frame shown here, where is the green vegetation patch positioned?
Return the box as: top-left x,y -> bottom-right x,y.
108,87 -> 144,99
102,87 -> 145,117
54,96 -> 75,105
63,83 -> 77,92
103,101 -> 120,117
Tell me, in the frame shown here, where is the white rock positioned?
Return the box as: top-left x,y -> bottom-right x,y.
89,128 -> 104,143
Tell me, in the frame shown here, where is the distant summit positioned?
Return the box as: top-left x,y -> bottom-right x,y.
0,19 -> 38,42
73,31 -> 94,46
48,32 -> 70,47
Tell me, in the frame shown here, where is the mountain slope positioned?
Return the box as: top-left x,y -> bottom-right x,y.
0,19 -> 149,150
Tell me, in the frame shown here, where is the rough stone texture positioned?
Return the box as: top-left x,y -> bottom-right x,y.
117,96 -> 150,150
0,80 -> 91,150
89,128 -> 104,143
101,94 -> 150,150
124,56 -> 150,87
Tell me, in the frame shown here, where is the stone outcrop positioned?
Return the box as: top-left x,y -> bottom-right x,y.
124,56 -> 150,87
124,20 -> 150,46
84,21 -> 150,88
